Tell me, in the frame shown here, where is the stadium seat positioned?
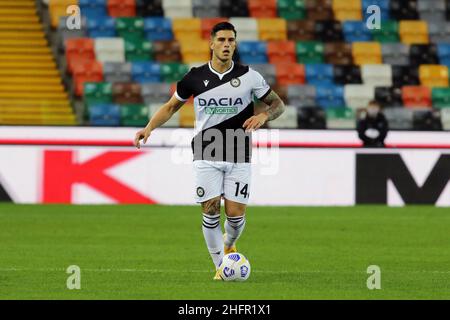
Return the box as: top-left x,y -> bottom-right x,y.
162,0 -> 193,18
389,0 -> 419,20
333,65 -> 362,84
374,86 -> 404,108
441,108 -> 450,129
384,107 -> 414,129
332,0 -> 363,21
305,0 -> 333,20
89,104 -> 121,126
287,84 -> 316,107
94,38 -> 125,62
410,44 -> 439,66
297,106 -> 327,129
326,107 -> 356,129
160,62 -> 189,82
432,87 -> 450,108
107,0 -> 136,17
112,82 -> 143,104
437,43 -> 450,67
148,102 -> 180,126
179,103 -> 195,127
131,61 -> 161,83
412,108 -> 443,130
229,18 -> 258,41
144,17 -> 173,41
219,0 -> 249,17
172,18 -> 202,42
192,0 -> 220,17
361,64 -> 392,86
417,0 -> 446,22
83,82 -> 113,107
153,40 -> 182,62
362,0 -> 390,21
287,20 -> 316,41
342,21 -> 372,42
419,64 -> 449,87
399,20 -> 429,44
344,84 -> 375,110
315,20 -> 344,42
296,41 -> 324,63
428,21 -> 450,44
248,0 -> 277,18
305,64 -> 334,85
392,65 -> 420,86
371,21 -> 399,43
65,38 -> 95,73
267,105 -> 298,128
141,83 -> 172,103
275,63 -> 305,85
103,62 -> 132,82
324,42 -> 353,65
267,41 -> 296,63
179,39 -> 210,63
49,0 -> 78,28
79,0 -> 108,20
315,84 -> 345,108
277,0 -> 306,20
87,16 -> 116,38
249,64 -> 277,85
258,18 -> 287,41
73,61 -> 103,96
57,17 -> 87,51
116,17 -> 145,42
352,42 -> 382,65
125,38 -> 153,61
121,104 -> 149,126
402,86 -> 432,108
238,41 -> 268,64
201,18 -> 229,39
136,0 -> 164,17
381,43 -> 410,66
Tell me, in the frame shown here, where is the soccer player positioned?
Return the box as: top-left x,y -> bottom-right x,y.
134,22 -> 285,280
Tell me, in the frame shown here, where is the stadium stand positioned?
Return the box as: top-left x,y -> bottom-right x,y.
3,0 -> 450,130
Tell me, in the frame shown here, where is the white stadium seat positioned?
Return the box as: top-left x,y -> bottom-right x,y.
344,84 -> 375,110
94,38 -> 125,63
229,17 -> 258,41
267,105 -> 298,128
162,0 -> 193,18
361,64 -> 393,86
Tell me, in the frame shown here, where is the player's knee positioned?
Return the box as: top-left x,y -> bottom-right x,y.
201,197 -> 221,215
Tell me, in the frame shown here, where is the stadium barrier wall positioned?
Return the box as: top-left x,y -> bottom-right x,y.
1,126 -> 449,206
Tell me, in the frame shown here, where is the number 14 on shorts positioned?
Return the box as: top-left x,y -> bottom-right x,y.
235,182 -> 249,198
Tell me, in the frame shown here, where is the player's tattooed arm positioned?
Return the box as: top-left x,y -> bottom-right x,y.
243,90 -> 285,132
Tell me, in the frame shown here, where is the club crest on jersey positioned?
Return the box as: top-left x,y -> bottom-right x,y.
230,77 -> 241,87
197,187 -> 205,197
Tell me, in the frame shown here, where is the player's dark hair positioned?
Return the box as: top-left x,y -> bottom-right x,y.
210,22 -> 237,38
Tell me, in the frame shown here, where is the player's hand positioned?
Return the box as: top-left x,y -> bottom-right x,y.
134,127 -> 151,149
243,113 -> 268,132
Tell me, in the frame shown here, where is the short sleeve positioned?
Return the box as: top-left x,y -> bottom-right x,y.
250,68 -> 271,100
175,71 -> 193,102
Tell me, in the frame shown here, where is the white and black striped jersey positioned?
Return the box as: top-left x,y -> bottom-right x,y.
175,61 -> 271,163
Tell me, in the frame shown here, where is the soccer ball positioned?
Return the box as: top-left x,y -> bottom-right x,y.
218,253 -> 251,281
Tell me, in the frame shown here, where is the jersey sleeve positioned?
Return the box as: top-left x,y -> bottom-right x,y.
175,70 -> 193,102
250,68 -> 271,100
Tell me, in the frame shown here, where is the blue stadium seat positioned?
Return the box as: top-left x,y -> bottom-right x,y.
144,17 -> 173,41
131,62 -> 161,83
87,17 -> 116,38
238,41 -> 268,64
89,104 -> 121,126
362,0 -> 390,21
315,84 -> 345,108
437,44 -> 450,67
79,0 -> 108,20
342,21 -> 372,42
305,64 -> 334,85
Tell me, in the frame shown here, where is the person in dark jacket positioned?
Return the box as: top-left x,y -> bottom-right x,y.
357,100 -> 389,147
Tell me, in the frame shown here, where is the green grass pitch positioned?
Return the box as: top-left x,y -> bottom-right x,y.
0,204 -> 449,299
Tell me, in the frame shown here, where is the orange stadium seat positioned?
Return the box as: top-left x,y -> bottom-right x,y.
65,38 -> 95,73
399,20 -> 429,44
248,0 -> 277,18
352,42 -> 382,65
48,0 -> 78,28
179,39 -> 210,63
201,18 -> 229,39
402,86 -> 432,108
275,63 -> 305,85
419,64 -> 449,87
107,0 -> 136,17
172,18 -> 202,42
179,103 -> 195,127
267,41 -> 296,64
258,18 -> 287,41
73,61 -> 103,96
332,0 -> 363,21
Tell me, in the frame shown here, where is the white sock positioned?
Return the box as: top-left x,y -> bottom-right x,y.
202,213 -> 224,269
224,215 -> 246,248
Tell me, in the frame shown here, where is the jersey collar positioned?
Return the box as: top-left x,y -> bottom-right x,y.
208,60 -> 234,80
